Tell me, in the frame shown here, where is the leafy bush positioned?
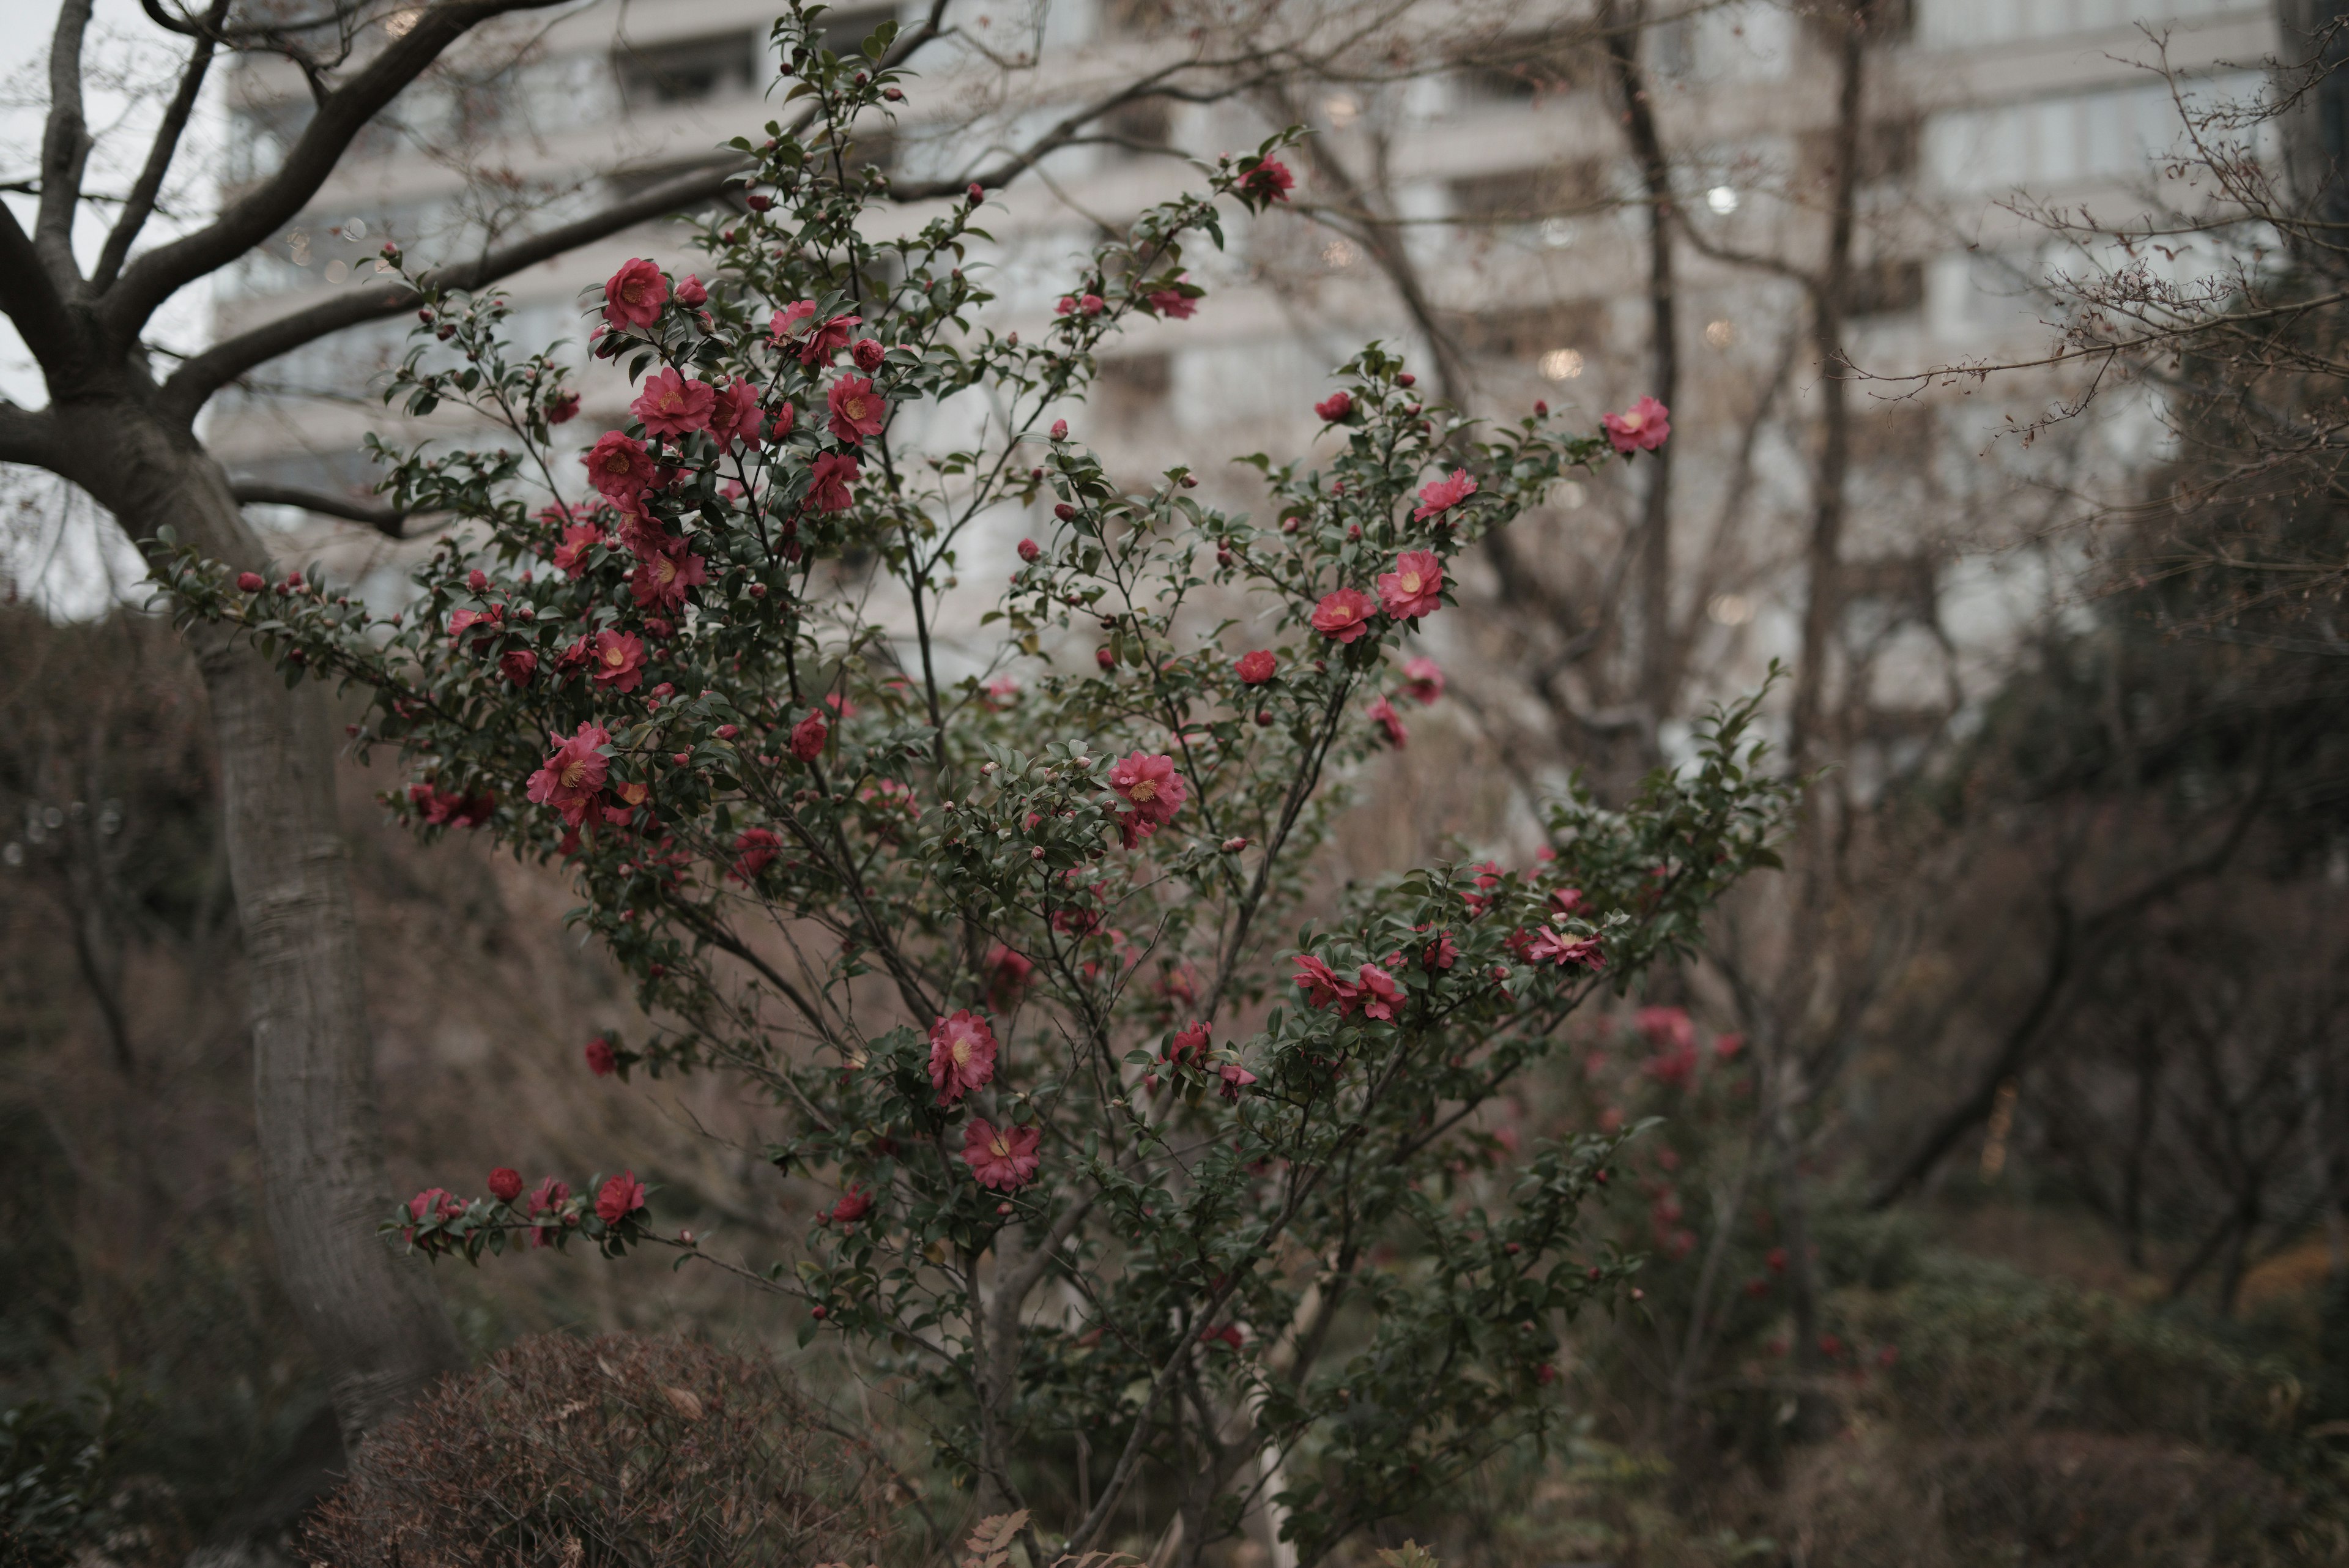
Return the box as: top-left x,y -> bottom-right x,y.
302,1333 -> 893,1567
162,4 -> 1791,1559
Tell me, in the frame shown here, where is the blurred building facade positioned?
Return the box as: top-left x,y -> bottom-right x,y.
206,0 -> 2280,719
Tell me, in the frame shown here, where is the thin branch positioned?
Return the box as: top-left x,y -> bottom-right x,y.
35,0 -> 97,288
228,479 -> 407,536
91,0 -> 230,294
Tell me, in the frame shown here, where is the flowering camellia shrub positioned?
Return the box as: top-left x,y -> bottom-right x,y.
161,7 -> 1794,1561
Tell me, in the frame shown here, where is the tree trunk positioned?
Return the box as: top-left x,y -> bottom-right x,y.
68,403 -> 464,1450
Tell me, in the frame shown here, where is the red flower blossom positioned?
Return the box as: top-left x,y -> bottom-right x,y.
1310,587 -> 1379,644
584,431 -> 656,499
629,539 -> 707,612
1524,926 -> 1605,970
829,1187 -> 873,1225
1644,1042 -> 1698,1091
826,374 -> 888,445
1314,390 -> 1353,422
809,451 -> 859,511
1636,1006 -> 1694,1052
795,312 -> 861,368
706,380 -> 763,450
487,1167 -> 524,1203
499,649 -> 538,686
928,1009 -> 999,1105
768,299 -> 816,340
590,629 -> 647,692
236,571 -> 265,592
1017,538 -> 1041,563
851,337 -> 886,371
674,273 -> 707,307
584,1036 -> 618,1076
1148,281 -> 1198,318
1240,157 -> 1295,203
527,723 -> 612,826
1235,649 -> 1278,685
631,367 -> 714,436
985,943 -> 1035,1008
790,711 -> 829,762
1367,695 -> 1407,749
601,258 -> 668,329
1420,929 -> 1459,969
1603,395 -> 1671,455
962,1119 -> 1042,1190
1412,470 -> 1478,521
729,827 -> 782,882
1108,751 -> 1186,829
546,391 -> 580,425
552,524 -> 602,579
1377,551 -> 1444,621
1355,962 -> 1405,1022
1293,953 -> 1357,1013
1401,655 -> 1444,704
529,1176 -> 568,1215
1165,1022 -> 1210,1067
595,1169 -> 646,1223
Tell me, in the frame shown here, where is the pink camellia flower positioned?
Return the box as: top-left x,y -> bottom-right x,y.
1292,953 -> 1357,1014
487,1167 -> 524,1203
1017,538 -> 1041,563
963,1119 -> 1042,1190
236,571 -> 265,592
1645,1042 -> 1698,1091
1367,695 -> 1407,749
595,1169 -> 647,1224
1078,293 -> 1104,315
729,827 -> 782,882
546,391 -> 581,425
528,1177 -> 568,1214
1240,157 -> 1295,203
1314,390 -> 1353,423
631,367 -> 715,436
1055,296 -> 1076,316
1148,280 -> 1198,318
1603,395 -> 1671,455
1401,656 -> 1445,704
768,299 -> 817,341
499,649 -> 538,687
1637,1006 -> 1694,1052
584,1036 -> 617,1076
707,381 -> 763,450
404,1187 -> 462,1247
1355,962 -> 1405,1022
826,374 -> 888,445
829,1187 -> 873,1225
1378,551 -> 1444,620
631,539 -> 707,613
1310,587 -> 1379,644
1235,649 -> 1277,685
1108,751 -> 1187,829
790,711 -> 829,762
552,524 -> 601,579
674,273 -> 707,307
1525,926 -> 1605,970
1217,1062 -> 1259,1100
584,431 -> 656,498
851,338 -> 886,371
1050,418 -> 1068,440
526,723 -> 612,826
928,1009 -> 1000,1105
602,258 -> 668,329
985,943 -> 1036,1008
1412,470 -> 1478,522
1420,928 -> 1460,969
1166,1021 -> 1210,1066
981,675 -> 1021,710
590,629 -> 647,693
809,451 -> 859,511
796,312 -> 861,368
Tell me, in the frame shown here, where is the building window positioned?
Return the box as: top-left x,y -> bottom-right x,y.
615,31 -> 758,108
1457,301 -> 1605,370
1800,116 -> 1920,188
1449,160 -> 1609,225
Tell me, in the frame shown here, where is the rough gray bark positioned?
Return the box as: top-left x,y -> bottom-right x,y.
62,414 -> 467,1447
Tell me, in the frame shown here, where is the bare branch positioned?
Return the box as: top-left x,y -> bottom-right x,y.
36,0 -> 97,288
91,0 -> 231,294
0,202 -> 81,377
229,479 -> 407,536
103,0 -> 577,347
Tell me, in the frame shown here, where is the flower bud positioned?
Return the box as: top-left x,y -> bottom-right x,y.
1050,418 -> 1068,440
